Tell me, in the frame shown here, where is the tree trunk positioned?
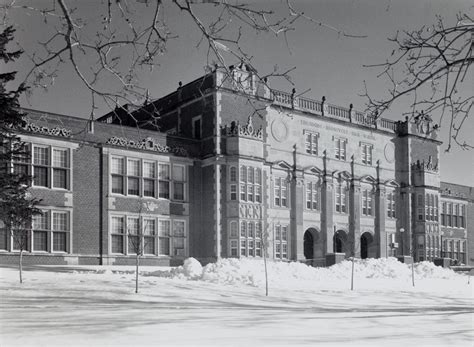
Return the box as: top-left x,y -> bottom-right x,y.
411,261 -> 415,287
135,254 -> 140,293
19,249 -> 23,284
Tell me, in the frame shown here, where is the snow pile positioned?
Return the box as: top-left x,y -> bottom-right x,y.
148,257 -> 468,293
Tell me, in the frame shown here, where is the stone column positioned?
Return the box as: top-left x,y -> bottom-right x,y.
321,173 -> 334,255
375,183 -> 387,258
350,179 -> 361,258
290,174 -> 305,261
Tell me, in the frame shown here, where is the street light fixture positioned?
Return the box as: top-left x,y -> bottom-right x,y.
400,228 -> 405,256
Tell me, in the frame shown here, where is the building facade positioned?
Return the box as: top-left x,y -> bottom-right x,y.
1,67 -> 472,266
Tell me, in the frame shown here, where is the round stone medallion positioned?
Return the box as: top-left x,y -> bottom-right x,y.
384,143 -> 395,163
271,119 -> 289,142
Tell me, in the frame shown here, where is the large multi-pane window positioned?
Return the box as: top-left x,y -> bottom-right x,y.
441,202 -> 466,228
11,144 -> 71,190
110,157 -> 186,201
274,224 -> 288,260
306,181 -> 319,210
304,131 -> 318,156
387,192 -> 396,218
335,181 -> 347,213
274,177 -> 288,207
334,138 -> 347,160
110,216 -> 185,256
29,209 -> 71,253
238,221 -> 262,257
362,189 -> 373,216
238,166 -> 262,203
32,145 -> 71,189
361,143 -> 373,165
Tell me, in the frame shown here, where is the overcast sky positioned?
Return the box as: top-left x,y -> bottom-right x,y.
8,0 -> 474,186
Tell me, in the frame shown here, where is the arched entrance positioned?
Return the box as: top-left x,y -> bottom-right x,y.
333,230 -> 347,254
360,232 -> 374,259
303,230 -> 314,260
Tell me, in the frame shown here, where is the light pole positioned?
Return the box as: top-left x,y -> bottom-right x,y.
400,228 -> 405,256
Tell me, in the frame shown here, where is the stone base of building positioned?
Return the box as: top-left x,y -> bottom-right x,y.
325,253 -> 346,266
397,255 -> 413,264
433,257 -> 451,268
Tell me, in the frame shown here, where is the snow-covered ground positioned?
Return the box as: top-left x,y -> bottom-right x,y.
0,257 -> 473,346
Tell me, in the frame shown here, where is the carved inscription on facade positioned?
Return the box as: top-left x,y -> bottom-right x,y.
106,136 -> 188,156
239,204 -> 262,219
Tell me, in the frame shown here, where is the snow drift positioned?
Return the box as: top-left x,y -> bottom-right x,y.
148,257 -> 467,294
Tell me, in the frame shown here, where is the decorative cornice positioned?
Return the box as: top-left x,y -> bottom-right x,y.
106,136 -> 188,156
221,115 -> 263,140
411,156 -> 438,173
22,121 -> 72,137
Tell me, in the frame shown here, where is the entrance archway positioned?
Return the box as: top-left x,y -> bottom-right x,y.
333,230 -> 347,254
303,230 -> 314,260
360,232 -> 374,259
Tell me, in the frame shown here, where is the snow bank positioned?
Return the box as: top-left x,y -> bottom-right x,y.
148,257 -> 468,293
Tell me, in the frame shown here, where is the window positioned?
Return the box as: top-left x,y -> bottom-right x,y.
52,211 -> 68,252
460,205 -> 466,228
434,195 -> 439,222
387,192 -> 396,218
306,181 -> 319,210
361,143 -> 373,165
274,225 -> 288,260
446,203 -> 452,227
229,221 -> 238,238
192,116 -> 202,139
334,138 -> 347,160
159,220 -> 171,255
230,167 -> 237,201
158,163 -> 170,199
33,212 -> 49,251
335,181 -> 347,213
362,189 -> 373,216
127,159 -> 140,196
15,144 -> 70,190
304,131 -> 318,156
173,221 -> 185,256
33,146 -> 49,187
239,221 -> 262,257
417,194 -> 424,221
441,202 -> 446,226
143,219 -> 156,255
52,149 -> 69,189
172,165 -> 185,201
453,204 -> 459,227
12,144 -> 29,177
239,166 -> 262,203
111,216 -> 125,254
111,157 -> 125,194
143,161 -> 156,197
127,217 -> 140,254
230,240 -> 238,257
274,177 -> 288,207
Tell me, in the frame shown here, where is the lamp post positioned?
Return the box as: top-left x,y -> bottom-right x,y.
400,228 -> 405,256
